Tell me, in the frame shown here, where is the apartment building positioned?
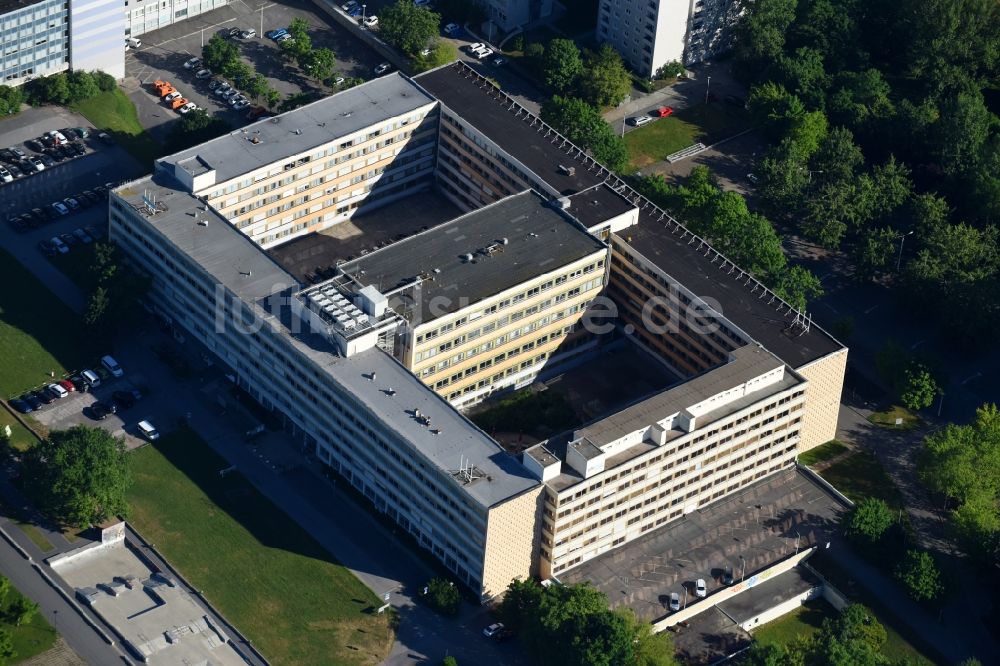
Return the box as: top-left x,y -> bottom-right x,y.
332,191 -> 608,407
475,0 -> 553,33
70,0 -> 126,78
596,0 -> 743,77
0,0 -> 69,84
125,0 -> 229,37
109,63 -> 847,600
109,176 -> 543,599
523,345 -> 805,577
154,75 -> 439,248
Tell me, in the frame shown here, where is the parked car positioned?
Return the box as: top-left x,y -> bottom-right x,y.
228,27 -> 241,37
232,99 -> 250,111
63,197 -> 80,210
60,232 -> 80,247
85,224 -> 106,240
346,4 -> 362,17
374,62 -> 392,75
178,102 -> 198,114
57,379 -> 76,393
70,126 -> 90,139
482,622 -> 505,638
30,207 -> 48,223
474,47 -> 494,59
44,147 -> 64,162
102,355 -> 125,377
81,369 -> 101,388
50,236 -> 70,254
332,76 -> 345,86
97,132 -> 114,144
138,420 -> 160,441
443,22 -> 459,35
723,569 -> 734,585
362,15 -> 378,27
112,391 -> 136,409
28,156 -> 44,172
58,145 -> 76,159
341,0 -> 358,10
695,578 -> 707,598
24,393 -> 44,410
44,131 -> 67,145
629,115 -> 653,127
37,240 -> 57,256
265,28 -> 288,40
81,190 -> 100,205
183,56 -> 202,69
68,374 -> 90,392
88,402 -> 112,420
38,153 -> 55,167
491,56 -> 506,66
47,383 -> 68,399
0,166 -> 12,183
276,33 -> 293,43
655,106 -> 673,117
195,69 -> 212,79
239,28 -> 256,39
8,216 -> 27,232
7,164 -> 21,178
669,592 -> 680,611
164,90 -> 183,102
208,79 -> 222,90
214,82 -> 233,96
70,142 -> 86,156
9,397 -> 32,414
51,201 -> 70,216
25,138 -> 45,152
746,173 -> 760,185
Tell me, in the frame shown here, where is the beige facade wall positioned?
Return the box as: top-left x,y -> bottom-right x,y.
795,347 -> 848,452
481,486 -> 544,599
406,252 -> 608,406
198,106 -> 438,247
542,384 -> 805,576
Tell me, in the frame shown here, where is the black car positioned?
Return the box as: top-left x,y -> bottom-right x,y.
44,147 -> 65,162
228,26 -> 241,37
84,224 -> 105,240
25,139 -> 45,152
30,208 -> 48,223
39,206 -> 56,221
81,190 -> 100,205
60,232 -> 80,247
19,213 -> 39,229
7,216 -> 27,232
93,184 -> 108,197
0,148 -> 15,162
38,153 -> 55,167
112,390 -> 136,409
58,145 -> 75,159
70,142 -> 86,156
68,374 -> 89,392
23,393 -> 43,410
33,389 -> 54,405
37,240 -> 57,257
73,194 -> 92,209
7,164 -> 21,178
88,401 -> 117,420
9,397 -> 32,414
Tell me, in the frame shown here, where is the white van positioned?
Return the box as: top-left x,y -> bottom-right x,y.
81,369 -> 101,388
137,420 -> 159,441
126,37 -> 141,48
101,355 -> 124,377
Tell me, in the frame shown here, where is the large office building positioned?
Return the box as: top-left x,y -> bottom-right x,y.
110,63 -> 845,600
125,0 -> 229,37
596,0 -> 742,77
475,0 -> 553,33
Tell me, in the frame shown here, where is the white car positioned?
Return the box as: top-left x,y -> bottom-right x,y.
373,62 -> 391,75
629,115 -> 653,127
333,76 -> 345,86
183,56 -> 201,69
233,99 -> 251,110
28,156 -> 44,172
467,42 -> 484,52
695,579 -> 707,598
138,420 -> 160,441
668,592 -> 680,611
178,102 -> 198,114
47,383 -> 69,399
164,90 -> 183,102
51,201 -> 70,216
363,15 -> 378,27
50,236 -> 69,254
482,622 -> 504,638
0,166 -> 11,183
474,47 -> 493,59
276,33 -> 293,43
195,69 -> 212,79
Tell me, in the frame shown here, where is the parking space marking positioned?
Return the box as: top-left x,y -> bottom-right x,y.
151,16 -> 239,49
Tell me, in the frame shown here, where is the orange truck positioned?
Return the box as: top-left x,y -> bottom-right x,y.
170,97 -> 189,110
153,80 -> 175,97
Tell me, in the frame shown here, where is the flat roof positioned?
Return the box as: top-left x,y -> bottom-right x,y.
575,345 -> 788,448
559,467 -> 849,621
414,63 -> 845,369
114,176 -> 299,304
114,177 -> 537,509
158,72 -> 435,188
566,184 -> 636,229
339,191 -> 606,320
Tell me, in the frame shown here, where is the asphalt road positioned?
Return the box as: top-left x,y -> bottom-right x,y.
0,531 -> 128,665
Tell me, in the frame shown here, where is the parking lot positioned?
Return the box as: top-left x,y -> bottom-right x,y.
123,0 -> 385,141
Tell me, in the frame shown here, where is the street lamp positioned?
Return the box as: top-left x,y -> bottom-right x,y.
739,555 -> 746,582
896,230 -> 914,272
705,76 -> 711,104
361,4 -> 366,23
794,531 -> 801,555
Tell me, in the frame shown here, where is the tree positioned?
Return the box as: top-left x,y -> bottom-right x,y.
774,47 -> 829,110
542,39 -> 583,95
441,657 -> 458,666
540,95 -> 627,172
0,84 -> 24,115
242,74 -> 271,102
773,265 -> 823,310
423,577 -> 461,616
931,87 -> 993,177
811,126 -> 864,185
224,60 -> 254,88
201,35 -> 240,74
843,497 -> 894,545
734,0 -> 797,67
5,596 -> 37,627
302,47 -> 336,81
0,628 -> 13,661
283,18 -> 313,59
655,61 -> 685,80
853,226 -> 899,279
379,0 -> 441,56
83,286 -> 110,328
93,70 -> 117,92
497,577 -> 543,631
25,73 -> 69,106
828,69 -> 895,129
21,426 -> 130,527
919,404 -> 1000,560
900,364 -> 938,410
894,550 -> 943,602
579,45 -> 631,108
66,71 -> 100,103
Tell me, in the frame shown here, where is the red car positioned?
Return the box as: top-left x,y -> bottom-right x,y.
656,106 -> 674,118
58,379 -> 76,392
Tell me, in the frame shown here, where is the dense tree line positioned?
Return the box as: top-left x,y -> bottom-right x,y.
497,578 -> 676,666
21,70 -> 117,107
735,0 -> 1000,344
635,166 -> 822,310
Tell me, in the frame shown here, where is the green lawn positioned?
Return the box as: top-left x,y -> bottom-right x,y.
797,439 -> 849,467
470,388 -> 576,438
0,411 -> 37,452
0,247 -> 98,399
818,450 -> 905,509
71,89 -> 163,168
127,429 -> 393,665
752,598 -> 933,665
0,577 -> 58,663
624,103 -> 748,173
868,405 -> 922,430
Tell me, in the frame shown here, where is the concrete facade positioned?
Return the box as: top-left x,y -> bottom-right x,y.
70,0 -> 125,79
476,0 -> 553,33
125,0 -> 229,37
597,0 -> 743,77
794,348 -> 847,451
0,0 -> 69,85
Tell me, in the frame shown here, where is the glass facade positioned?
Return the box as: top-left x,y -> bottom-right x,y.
0,0 -> 69,84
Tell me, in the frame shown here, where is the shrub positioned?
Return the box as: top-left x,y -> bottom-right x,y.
423,577 -> 461,616
655,60 -> 685,79
894,549 -> 943,602
843,497 -> 893,545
